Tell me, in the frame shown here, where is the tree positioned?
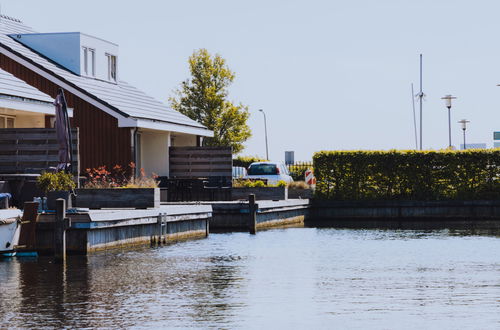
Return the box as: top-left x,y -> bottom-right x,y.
169,49 -> 251,154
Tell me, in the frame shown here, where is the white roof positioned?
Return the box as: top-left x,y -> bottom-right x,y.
0,68 -> 53,103
0,15 -> 212,136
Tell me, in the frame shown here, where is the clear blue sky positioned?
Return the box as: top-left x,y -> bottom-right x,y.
3,0 -> 500,160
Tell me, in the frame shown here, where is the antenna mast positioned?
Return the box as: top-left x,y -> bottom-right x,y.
411,83 -> 418,149
419,54 -> 424,150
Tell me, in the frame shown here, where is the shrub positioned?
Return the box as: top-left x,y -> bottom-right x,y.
37,171 -> 76,193
232,179 -> 281,188
253,180 -> 266,187
84,163 -> 158,188
289,181 -> 310,189
313,149 -> 500,201
233,155 -> 267,168
287,162 -> 313,181
275,180 -> 288,187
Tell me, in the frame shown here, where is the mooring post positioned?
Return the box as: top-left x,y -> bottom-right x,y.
17,201 -> 39,252
155,214 -> 162,245
54,198 -> 71,262
248,194 -> 257,235
163,214 -> 169,244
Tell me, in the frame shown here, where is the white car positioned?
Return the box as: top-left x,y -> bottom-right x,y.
232,166 -> 248,179
245,162 -> 294,185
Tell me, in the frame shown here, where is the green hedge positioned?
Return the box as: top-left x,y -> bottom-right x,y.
233,155 -> 267,168
287,161 -> 313,181
313,150 -> 500,200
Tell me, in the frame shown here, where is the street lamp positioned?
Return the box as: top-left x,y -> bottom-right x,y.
258,109 -> 269,160
458,119 -> 470,150
441,94 -> 456,148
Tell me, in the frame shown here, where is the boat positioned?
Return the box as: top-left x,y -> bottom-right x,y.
0,209 -> 23,257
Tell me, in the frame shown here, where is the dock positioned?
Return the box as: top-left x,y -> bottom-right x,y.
162,199 -> 310,232
36,204 -> 212,254
8,198 -> 312,256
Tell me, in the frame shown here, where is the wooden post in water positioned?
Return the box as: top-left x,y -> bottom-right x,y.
54,198 -> 71,262
161,214 -> 165,244
248,194 -> 257,235
156,214 -> 162,245
17,201 -> 39,252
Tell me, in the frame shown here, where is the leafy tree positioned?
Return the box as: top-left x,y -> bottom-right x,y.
169,49 -> 251,153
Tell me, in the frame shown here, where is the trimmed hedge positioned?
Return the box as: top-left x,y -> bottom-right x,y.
233,155 -> 267,168
313,150 -> 500,200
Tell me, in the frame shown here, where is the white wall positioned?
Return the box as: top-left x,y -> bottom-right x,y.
13,32 -> 119,82
172,133 -> 197,146
140,131 -> 170,177
80,33 -> 119,81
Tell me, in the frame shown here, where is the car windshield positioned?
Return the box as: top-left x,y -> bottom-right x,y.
248,164 -> 278,175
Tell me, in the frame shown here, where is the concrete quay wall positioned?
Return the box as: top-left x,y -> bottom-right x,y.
210,199 -> 310,231
308,200 -> 500,229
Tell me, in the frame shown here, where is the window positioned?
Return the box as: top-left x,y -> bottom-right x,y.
248,164 -> 278,175
82,46 -> 96,77
106,53 -> 117,82
0,115 -> 15,128
89,48 -> 95,76
83,47 -> 87,74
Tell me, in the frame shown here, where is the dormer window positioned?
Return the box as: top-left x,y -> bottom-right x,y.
82,46 -> 95,77
106,53 -> 117,82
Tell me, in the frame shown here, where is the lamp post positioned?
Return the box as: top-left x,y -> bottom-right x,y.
441,94 -> 456,148
458,119 -> 470,149
258,109 -> 269,160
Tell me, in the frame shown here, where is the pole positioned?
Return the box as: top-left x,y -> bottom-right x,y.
448,107 -> 452,148
463,129 -> 466,150
259,109 -> 269,160
419,54 -> 423,150
248,194 -> 257,235
54,198 -> 70,263
411,83 -> 418,149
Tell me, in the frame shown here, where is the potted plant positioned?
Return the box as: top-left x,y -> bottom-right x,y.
37,171 -> 76,210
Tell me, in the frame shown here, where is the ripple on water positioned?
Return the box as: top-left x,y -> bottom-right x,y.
0,227 -> 499,329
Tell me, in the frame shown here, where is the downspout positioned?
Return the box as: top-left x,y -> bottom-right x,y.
131,127 -> 138,177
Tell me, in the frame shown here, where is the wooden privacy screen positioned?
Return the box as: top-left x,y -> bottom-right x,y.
169,146 -> 232,178
0,128 -> 79,174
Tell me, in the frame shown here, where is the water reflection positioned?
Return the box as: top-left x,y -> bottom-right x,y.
1,228 -> 499,328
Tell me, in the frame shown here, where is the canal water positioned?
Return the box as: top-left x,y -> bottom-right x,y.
0,228 -> 499,329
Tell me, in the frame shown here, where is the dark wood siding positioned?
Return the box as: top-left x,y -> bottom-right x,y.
0,53 -> 132,172
169,146 -> 232,178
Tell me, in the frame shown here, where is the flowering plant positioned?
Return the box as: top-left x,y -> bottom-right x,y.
84,163 -> 158,188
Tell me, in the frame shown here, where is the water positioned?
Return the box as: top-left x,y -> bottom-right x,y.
1,228 -> 499,329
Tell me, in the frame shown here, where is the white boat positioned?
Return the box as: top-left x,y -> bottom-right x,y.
0,209 -> 22,257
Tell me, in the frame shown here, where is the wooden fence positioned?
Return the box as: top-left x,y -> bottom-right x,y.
169,146 -> 232,178
0,128 -> 79,174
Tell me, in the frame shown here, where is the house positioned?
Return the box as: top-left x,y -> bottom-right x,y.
0,14 -> 212,176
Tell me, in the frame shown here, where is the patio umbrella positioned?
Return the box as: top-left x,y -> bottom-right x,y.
54,88 -> 73,173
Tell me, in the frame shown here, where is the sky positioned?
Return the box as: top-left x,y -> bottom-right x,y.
2,0 -> 500,161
